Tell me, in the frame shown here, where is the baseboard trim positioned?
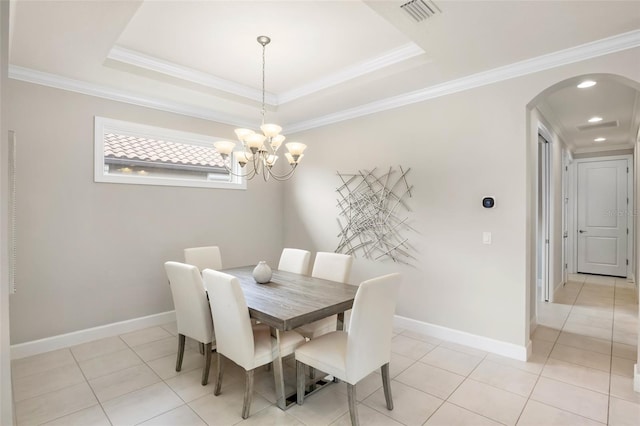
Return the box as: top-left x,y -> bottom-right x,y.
11,311 -> 176,360
394,315 -> 529,361
634,364 -> 640,392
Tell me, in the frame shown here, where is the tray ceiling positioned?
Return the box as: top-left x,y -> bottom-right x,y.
9,0 -> 640,139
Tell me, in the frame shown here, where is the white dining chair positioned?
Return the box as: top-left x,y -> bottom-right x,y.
295,252 -> 353,339
278,248 -> 311,275
295,273 -> 401,426
184,246 -> 222,272
202,269 -> 305,419
164,261 -> 215,385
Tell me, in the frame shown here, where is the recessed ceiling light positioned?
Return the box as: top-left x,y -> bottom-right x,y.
577,80 -> 597,89
594,137 -> 606,142
588,116 -> 603,123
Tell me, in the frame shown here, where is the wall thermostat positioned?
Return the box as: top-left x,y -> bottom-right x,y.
482,197 -> 495,208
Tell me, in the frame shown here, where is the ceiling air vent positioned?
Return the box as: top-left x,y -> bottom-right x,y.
401,0 -> 441,22
576,120 -> 619,131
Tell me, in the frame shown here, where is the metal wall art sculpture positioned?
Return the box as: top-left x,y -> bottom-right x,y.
335,166 -> 416,264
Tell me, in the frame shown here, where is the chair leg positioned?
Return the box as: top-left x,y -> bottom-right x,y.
214,352 -> 224,396
381,363 -> 393,410
201,342 -> 212,386
296,360 -> 305,405
242,369 -> 255,419
175,334 -> 185,372
347,383 -> 359,426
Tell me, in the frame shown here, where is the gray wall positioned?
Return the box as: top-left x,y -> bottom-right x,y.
284,47 -> 640,348
8,80 -> 284,343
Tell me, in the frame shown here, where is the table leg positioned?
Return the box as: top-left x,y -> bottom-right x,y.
337,312 -> 345,331
272,328 -> 286,410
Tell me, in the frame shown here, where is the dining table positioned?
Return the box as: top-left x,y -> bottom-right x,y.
220,265 -> 359,410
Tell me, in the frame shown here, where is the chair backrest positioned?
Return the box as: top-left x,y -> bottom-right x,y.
311,252 -> 353,283
202,269 -> 255,370
278,248 -> 311,275
346,273 -> 401,383
184,246 -> 222,272
164,261 -> 214,344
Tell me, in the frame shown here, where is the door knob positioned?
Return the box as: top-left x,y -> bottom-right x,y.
579,230 -> 587,233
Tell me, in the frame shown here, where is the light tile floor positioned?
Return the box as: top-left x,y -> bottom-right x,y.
11,274 -> 640,425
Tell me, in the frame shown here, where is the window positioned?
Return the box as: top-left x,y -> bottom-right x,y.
94,117 -> 245,189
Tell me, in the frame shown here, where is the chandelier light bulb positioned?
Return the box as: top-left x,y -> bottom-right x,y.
234,128 -> 255,142
234,151 -> 253,166
245,133 -> 267,151
286,142 -> 307,157
270,134 -> 286,151
260,123 -> 282,138
285,152 -> 304,165
213,141 -> 236,156
266,155 -> 278,167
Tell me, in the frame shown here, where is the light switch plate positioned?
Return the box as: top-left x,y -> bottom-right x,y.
483,232 -> 492,244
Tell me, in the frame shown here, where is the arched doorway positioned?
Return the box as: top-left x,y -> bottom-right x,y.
526,73 -> 639,391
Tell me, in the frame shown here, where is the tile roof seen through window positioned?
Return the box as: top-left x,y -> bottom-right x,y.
104,133 -> 226,168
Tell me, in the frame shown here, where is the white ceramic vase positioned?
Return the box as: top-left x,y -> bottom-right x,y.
253,261 -> 272,284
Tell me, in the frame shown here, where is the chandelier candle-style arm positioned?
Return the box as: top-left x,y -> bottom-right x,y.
211,35 -> 306,182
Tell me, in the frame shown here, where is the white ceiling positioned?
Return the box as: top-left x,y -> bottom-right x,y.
537,76 -> 640,152
8,0 -> 640,147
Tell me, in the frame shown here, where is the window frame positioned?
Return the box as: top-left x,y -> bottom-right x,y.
94,116 -> 246,190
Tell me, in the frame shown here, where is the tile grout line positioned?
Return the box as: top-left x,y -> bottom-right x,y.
605,279 -> 621,424
73,349 -> 115,426
110,329 -> 213,426
11,352 -> 100,425
440,400 -> 510,426
539,279 -> 626,398
518,276 -> 579,425
44,348 -> 113,426
136,332 -> 213,426
26,329 -> 199,425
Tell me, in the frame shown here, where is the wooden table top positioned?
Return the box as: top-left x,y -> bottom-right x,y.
221,266 -> 358,331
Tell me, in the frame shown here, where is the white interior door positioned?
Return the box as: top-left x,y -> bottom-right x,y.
577,159 -> 628,277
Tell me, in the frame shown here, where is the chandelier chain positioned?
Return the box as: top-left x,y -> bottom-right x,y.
261,42 -> 266,124
216,35 -> 306,182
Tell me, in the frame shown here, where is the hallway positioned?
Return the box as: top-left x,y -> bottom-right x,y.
534,273 -> 639,424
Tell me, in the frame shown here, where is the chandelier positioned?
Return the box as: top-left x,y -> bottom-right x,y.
214,36 -> 306,181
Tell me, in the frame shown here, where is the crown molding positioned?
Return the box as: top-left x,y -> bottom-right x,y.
108,45 -> 276,106
286,29 -> 640,134
9,30 -> 640,135
108,43 -> 424,107
8,65 -> 253,128
572,143 -> 634,154
277,42 -> 425,104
